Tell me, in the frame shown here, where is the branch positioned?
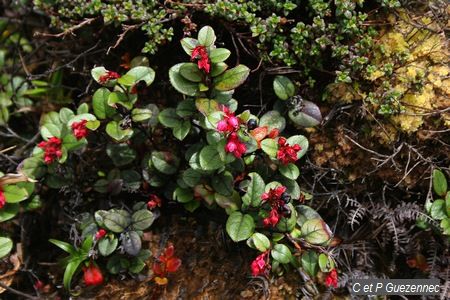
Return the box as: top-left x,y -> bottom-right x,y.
34,17 -> 97,38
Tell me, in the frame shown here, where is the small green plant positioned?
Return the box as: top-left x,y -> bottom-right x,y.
50,202 -> 156,289
424,169 -> 450,235
273,75 -> 322,128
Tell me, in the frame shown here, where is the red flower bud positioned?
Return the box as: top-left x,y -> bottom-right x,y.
38,137 -> 63,164
147,194 -> 162,210
71,120 -> 88,140
325,269 -> 338,288
83,263 -> 103,286
95,229 -> 107,240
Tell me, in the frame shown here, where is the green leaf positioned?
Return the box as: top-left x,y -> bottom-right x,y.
288,100 -> 322,127
169,63 -> 199,96
62,134 -> 86,151
209,48 -> 231,63
286,135 -> 308,159
226,212 -> 255,242
318,253 -> 334,272
182,168 -> 202,188
180,37 -> 199,56
107,91 -> 134,110
210,62 -> 228,77
440,218 -> 450,235
261,139 -> 278,158
301,218 -> 332,245
214,192 -> 240,212
296,205 -> 321,226
247,233 -> 270,252
259,110 -> 286,132
103,209 -> 131,233
430,200 -> 446,220
211,172 -> 234,197
301,251 -> 319,276
59,108 -> 75,124
173,187 -> 194,203
173,120 -> 191,141
131,209 -> 155,230
199,145 -> 223,171
176,99 -> 196,117
151,151 -> 180,175
122,66 -> 155,86
271,244 -> 292,264
67,113 -> 97,127
129,249 -> 151,273
106,255 -> 129,274
106,143 -> 136,167
242,172 -> 265,207
92,88 -> 115,119
63,259 -> 84,290
279,163 -> 299,180
98,236 -> 118,256
0,237 -> 13,259
273,76 -> 295,100
446,192 -> 450,217
40,123 -> 62,140
158,108 -> 182,128
131,108 -> 152,122
49,239 -> 77,255
122,231 -> 142,256
184,200 -> 201,212
0,203 -> 19,222
3,185 -> 29,203
77,103 -> 89,114
195,98 -> 220,115
179,62 -> 203,82
105,120 -> 133,142
433,169 -> 447,197
198,26 -> 216,47
214,65 -> 250,91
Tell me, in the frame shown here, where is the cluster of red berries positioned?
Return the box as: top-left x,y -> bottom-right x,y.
261,186 -> 292,227
276,137 -> 301,165
38,137 -> 63,164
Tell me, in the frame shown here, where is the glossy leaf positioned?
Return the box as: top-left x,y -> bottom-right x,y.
92,88 -> 115,119
98,236 -> 118,256
301,250 -> 319,276
259,110 -> 286,133
273,76 -> 295,100
209,48 -> 231,63
198,26 -> 216,47
242,172 -> 265,207
131,209 -> 155,230
301,218 -> 332,245
213,65 -> 250,91
226,212 -> 255,242
433,169 -> 447,197
0,237 -> 13,259
271,244 -> 292,264
169,63 -> 199,96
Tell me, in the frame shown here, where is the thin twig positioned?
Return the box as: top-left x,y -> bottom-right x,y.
34,18 -> 97,38
0,281 -> 39,300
